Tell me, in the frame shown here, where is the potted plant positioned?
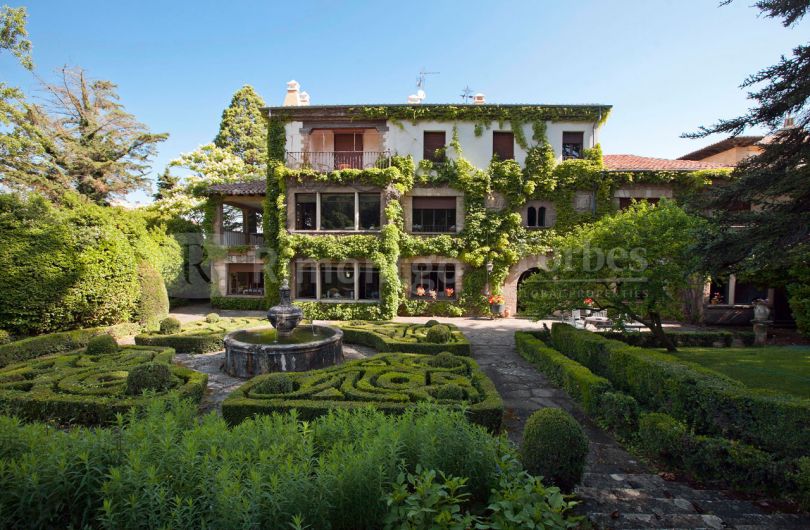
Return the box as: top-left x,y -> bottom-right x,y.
488,294 -> 505,316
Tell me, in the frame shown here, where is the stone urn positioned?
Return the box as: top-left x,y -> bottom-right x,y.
267,280 -> 303,337
751,299 -> 771,346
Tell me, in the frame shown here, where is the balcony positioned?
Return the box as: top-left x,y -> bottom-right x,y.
285,151 -> 392,172
220,230 -> 264,247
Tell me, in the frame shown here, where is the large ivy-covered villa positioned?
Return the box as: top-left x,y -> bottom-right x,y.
204,81 -> 793,326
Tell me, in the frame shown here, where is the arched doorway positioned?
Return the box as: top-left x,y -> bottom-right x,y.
517,267 -> 541,314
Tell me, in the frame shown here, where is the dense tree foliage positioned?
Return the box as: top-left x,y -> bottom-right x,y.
689,0 -> 810,333
213,85 -> 267,170
521,201 -> 705,351
0,5 -> 31,69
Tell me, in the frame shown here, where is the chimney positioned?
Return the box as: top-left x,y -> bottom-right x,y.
407,94 -> 422,104
472,93 -> 486,105
283,80 -> 300,107
299,91 -> 310,106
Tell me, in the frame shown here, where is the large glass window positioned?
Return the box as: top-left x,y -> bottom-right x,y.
295,263 -> 317,299
359,193 -> 381,230
320,193 -> 355,230
295,193 -> 316,230
320,264 -> 355,300
412,197 -> 456,233
411,263 -> 456,299
228,264 -> 264,296
359,266 -> 381,300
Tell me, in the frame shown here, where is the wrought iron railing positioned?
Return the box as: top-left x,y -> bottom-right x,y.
285,151 -> 392,172
220,230 -> 264,246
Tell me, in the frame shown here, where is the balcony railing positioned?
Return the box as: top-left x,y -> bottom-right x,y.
220,230 -> 264,247
285,151 -> 392,172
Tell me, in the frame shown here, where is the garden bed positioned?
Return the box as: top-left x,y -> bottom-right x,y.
0,345 -> 207,425
134,317 -> 265,353
336,321 -> 472,355
222,352 -> 502,430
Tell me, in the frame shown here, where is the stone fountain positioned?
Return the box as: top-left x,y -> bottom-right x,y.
223,280 -> 343,377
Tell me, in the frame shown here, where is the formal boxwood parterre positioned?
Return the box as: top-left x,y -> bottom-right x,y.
336,321 -> 472,356
0,345 -> 207,425
549,323 -> 810,458
134,317 -> 265,353
222,352 -> 502,431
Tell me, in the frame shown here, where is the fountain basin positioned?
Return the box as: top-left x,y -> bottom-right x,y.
224,325 -> 343,378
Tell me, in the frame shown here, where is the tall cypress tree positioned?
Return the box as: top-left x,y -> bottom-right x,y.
213,85 -> 267,172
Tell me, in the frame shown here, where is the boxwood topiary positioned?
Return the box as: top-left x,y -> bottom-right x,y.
125,362 -> 173,395
597,391 -> 639,438
252,373 -> 294,395
433,383 -> 467,401
0,330 -> 11,345
85,334 -> 118,355
205,313 -> 220,323
427,351 -> 464,369
135,261 -> 169,331
425,319 -> 441,328
521,408 -> 588,491
159,317 -> 182,335
425,324 -> 452,344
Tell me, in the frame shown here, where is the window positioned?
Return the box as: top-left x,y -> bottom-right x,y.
295,263 -> 317,299
295,193 -> 317,230
294,192 -> 382,232
525,203 -> 552,228
619,197 -> 660,210
411,263 -> 456,299
228,264 -> 264,296
734,282 -> 768,305
359,193 -> 381,229
293,261 -> 381,301
412,196 -> 457,233
320,193 -> 355,230
423,131 -> 447,162
492,131 -> 515,160
562,131 -> 584,160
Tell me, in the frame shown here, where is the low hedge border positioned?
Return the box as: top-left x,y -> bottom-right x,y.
550,323 -> 810,458
0,345 -> 207,425
210,296 -> 267,311
134,317 -> 265,354
337,321 -> 472,356
598,329 -> 755,348
222,352 -> 502,431
0,323 -> 141,368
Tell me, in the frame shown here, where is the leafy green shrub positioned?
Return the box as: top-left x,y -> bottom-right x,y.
159,317 -> 182,335
84,334 -> 118,355
600,329 -> 734,348
338,321 -> 471,356
521,408 -> 588,491
205,312 -> 220,323
0,401 -> 579,529
597,391 -> 639,438
136,261 -> 169,331
0,346 -> 206,425
425,319 -> 441,327
223,353 -> 503,431
0,330 -> 11,345
433,383 -> 467,401
425,324 -> 452,344
125,362 -> 173,395
794,457 -> 810,510
637,412 -> 689,464
427,351 -> 465,369
252,373 -> 294,394
551,323 -> 810,457
211,295 -> 267,310
135,317 -> 264,354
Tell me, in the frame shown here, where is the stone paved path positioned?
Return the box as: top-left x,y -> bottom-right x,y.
394,316 -> 810,530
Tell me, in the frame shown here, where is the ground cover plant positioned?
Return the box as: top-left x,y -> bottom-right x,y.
337,321 -> 471,355
0,400 -> 579,530
222,352 -> 502,430
0,345 -> 206,425
134,316 -> 265,353
665,345 -> 810,399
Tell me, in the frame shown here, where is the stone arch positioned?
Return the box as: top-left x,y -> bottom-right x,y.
503,255 -> 549,315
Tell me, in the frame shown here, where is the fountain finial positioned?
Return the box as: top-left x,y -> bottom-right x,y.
267,280 -> 303,337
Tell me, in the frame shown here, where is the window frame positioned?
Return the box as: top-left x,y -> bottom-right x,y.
293,260 -> 381,302
410,196 -> 458,234
409,262 -> 458,300
492,131 -> 515,160
423,131 -> 447,162
562,131 -> 584,160
227,264 -> 265,296
292,191 -> 382,233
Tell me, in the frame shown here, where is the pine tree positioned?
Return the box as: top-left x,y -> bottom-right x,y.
153,168 -> 179,201
213,85 -> 267,171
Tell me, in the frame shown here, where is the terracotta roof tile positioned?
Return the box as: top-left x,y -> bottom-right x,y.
603,154 -> 730,171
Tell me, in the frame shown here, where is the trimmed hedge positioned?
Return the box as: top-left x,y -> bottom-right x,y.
550,323 -> 810,457
599,329 -> 756,348
337,321 -> 472,356
135,317 -> 265,354
135,261 -> 169,331
211,296 -> 267,310
0,345 -> 206,425
521,408 -> 589,491
0,323 -> 140,368
222,353 -> 503,431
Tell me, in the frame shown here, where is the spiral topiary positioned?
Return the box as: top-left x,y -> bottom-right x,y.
85,334 -> 118,355
159,317 -> 182,335
425,324 -> 452,344
253,373 -> 294,395
521,408 -> 588,491
125,362 -> 173,395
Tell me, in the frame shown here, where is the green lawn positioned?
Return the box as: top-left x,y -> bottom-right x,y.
667,346 -> 810,399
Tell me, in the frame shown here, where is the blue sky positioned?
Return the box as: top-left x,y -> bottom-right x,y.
3,0 -> 807,204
